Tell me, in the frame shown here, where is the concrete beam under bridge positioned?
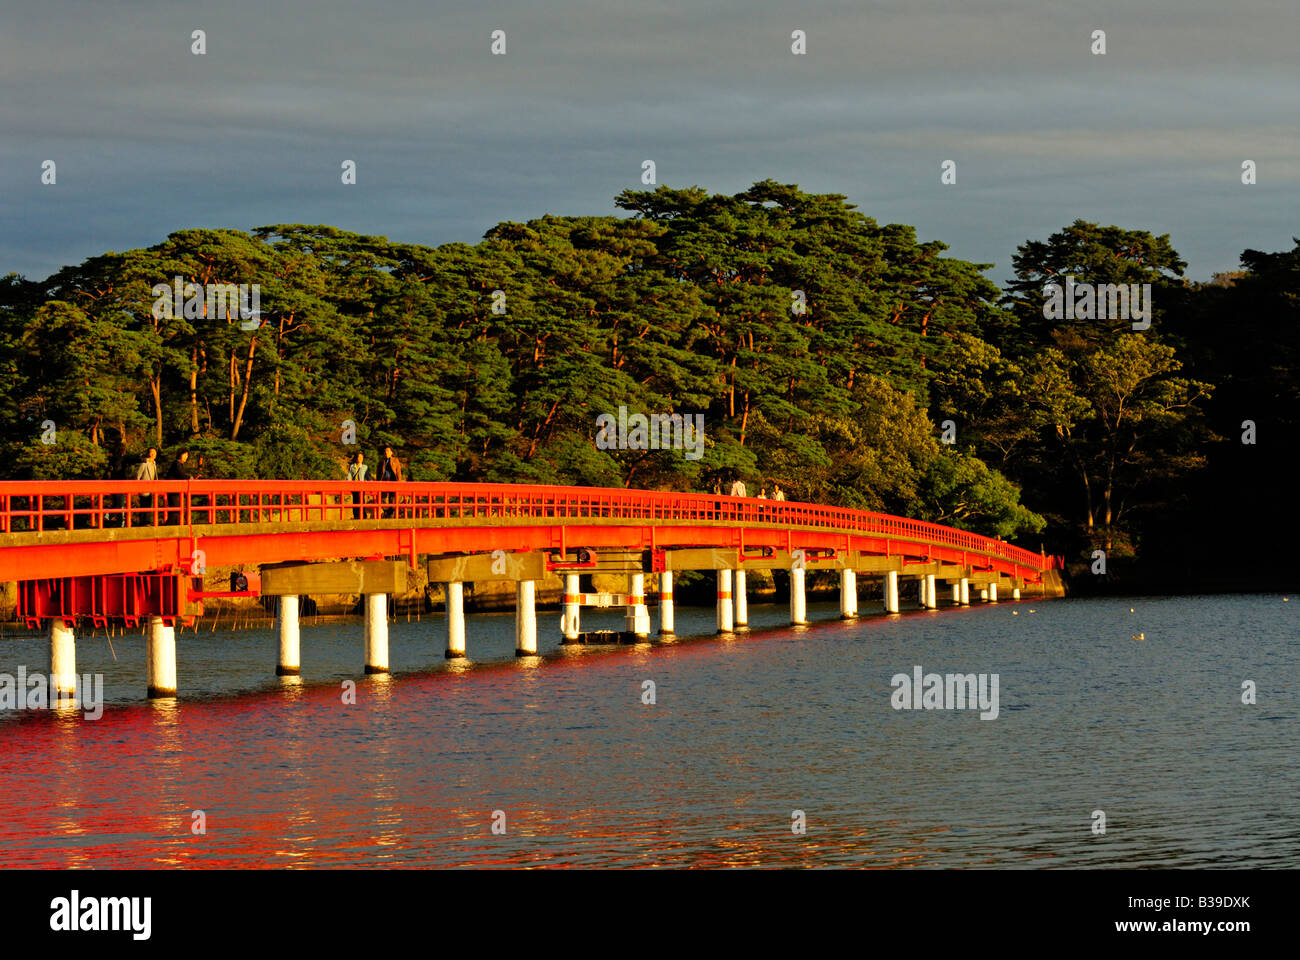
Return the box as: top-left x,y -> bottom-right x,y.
260,559 -> 408,596
856,553 -> 991,576
664,547 -> 844,572
848,553 -> 904,574
426,551 -> 548,583
942,567 -> 1001,586
900,559 -> 941,577
562,550 -> 647,573
661,548 -> 948,575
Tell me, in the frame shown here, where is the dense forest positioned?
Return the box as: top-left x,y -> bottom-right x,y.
2,181 -> 1296,588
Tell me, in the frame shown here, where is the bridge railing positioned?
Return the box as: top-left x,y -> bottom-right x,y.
0,480 -> 1061,571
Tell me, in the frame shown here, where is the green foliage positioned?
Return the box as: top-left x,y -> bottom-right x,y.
7,187 -> 1272,566
11,430 -> 107,481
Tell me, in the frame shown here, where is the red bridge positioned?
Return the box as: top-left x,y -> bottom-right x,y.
0,480 -> 1063,701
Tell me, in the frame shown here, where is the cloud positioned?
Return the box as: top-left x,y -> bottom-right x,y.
2,0 -> 1297,281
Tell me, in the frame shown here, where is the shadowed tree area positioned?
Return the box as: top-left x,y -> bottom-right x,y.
2,186 -> 1295,587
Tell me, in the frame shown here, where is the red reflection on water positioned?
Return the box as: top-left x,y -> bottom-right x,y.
1,636 -> 957,869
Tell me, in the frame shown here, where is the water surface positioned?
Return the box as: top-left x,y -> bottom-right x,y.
1,595 -> 1295,867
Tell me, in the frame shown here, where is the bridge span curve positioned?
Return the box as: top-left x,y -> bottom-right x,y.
0,480 -> 1063,700
0,479 -> 1059,582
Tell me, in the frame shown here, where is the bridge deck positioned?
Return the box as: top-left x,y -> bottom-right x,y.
0,480 -> 1061,582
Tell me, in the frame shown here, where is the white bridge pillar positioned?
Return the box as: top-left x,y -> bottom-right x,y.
959,578 -> 970,605
924,574 -> 938,610
626,572 -> 650,638
1013,585 -> 1021,600
950,583 -> 960,604
840,569 -> 858,619
364,593 -> 389,673
734,569 -> 748,629
789,567 -> 808,626
989,582 -> 999,602
979,586 -> 989,602
562,574 -> 580,641
658,571 -> 674,635
147,615 -> 177,698
49,621 -> 76,700
717,568 -> 734,633
277,595 -> 301,676
446,581 -> 467,658
515,580 -> 537,656
883,571 -> 900,614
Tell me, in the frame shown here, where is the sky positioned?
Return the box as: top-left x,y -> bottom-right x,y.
2,0 -> 1297,286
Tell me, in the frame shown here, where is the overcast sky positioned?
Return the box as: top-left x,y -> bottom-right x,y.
2,0 -> 1297,285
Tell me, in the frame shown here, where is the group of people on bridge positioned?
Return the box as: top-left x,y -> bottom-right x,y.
717,478 -> 786,501
346,447 -> 405,519
2,448 -> 802,534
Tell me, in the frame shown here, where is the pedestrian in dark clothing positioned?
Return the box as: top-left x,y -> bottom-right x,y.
378,446 -> 403,518
106,442 -> 128,527
165,450 -> 193,525
192,454 -> 209,523
347,452 -> 368,520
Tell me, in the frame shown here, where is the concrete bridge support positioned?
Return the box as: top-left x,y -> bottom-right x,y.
924,574 -> 938,610
515,580 -> 537,656
717,568 -> 734,633
959,578 -> 970,605
989,582 -> 998,602
951,583 -> 960,604
147,616 -> 178,698
562,574 -> 580,642
49,621 -> 76,700
840,569 -> 858,619
979,586 -> 989,602
364,593 -> 389,673
883,571 -> 900,614
789,567 -> 808,626
1013,586 -> 1021,600
446,581 -> 467,658
658,572 -> 674,636
734,569 -> 748,630
626,572 -> 651,639
277,595 -> 301,676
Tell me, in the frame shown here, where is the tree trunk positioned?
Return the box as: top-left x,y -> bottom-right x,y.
231,338 -> 257,440
190,347 -> 200,433
151,377 -> 163,445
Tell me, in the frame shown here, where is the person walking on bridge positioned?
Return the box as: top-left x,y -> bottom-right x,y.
348,451 -> 368,519
378,446 -> 403,518
105,440 -> 128,527
728,477 -> 747,497
134,448 -> 158,525
165,450 -> 193,525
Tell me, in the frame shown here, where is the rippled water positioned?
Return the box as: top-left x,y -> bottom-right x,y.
1,594 -> 1295,868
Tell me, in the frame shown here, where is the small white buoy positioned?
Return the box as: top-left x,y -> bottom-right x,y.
1132,632 -> 1144,640
1130,608 -> 1135,613
1012,611 -> 1019,615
